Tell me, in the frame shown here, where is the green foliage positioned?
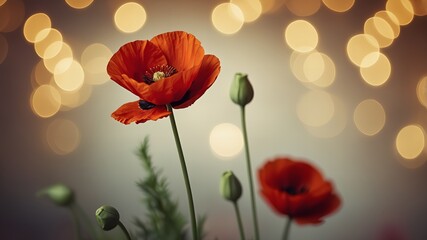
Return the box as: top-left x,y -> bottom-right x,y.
134,137 -> 188,240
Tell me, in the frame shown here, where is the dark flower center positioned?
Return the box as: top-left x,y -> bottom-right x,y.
143,64 -> 177,84
138,100 -> 156,110
280,185 -> 308,195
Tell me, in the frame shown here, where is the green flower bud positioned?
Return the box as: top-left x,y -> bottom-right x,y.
220,171 -> 243,202
230,73 -> 254,107
38,183 -> 74,207
95,205 -> 120,231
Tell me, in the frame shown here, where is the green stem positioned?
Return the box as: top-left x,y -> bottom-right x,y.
118,221 -> 132,240
73,203 -> 100,240
70,207 -> 84,240
240,106 -> 260,240
167,105 -> 198,240
282,217 -> 292,240
233,202 -> 246,240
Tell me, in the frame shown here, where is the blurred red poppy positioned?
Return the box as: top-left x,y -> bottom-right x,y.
107,31 -> 221,124
258,157 -> 341,224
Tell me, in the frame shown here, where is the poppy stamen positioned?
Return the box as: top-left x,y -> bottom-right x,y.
280,185 -> 308,195
143,65 -> 177,84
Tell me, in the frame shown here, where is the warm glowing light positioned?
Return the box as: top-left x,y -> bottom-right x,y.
303,51 -> 325,83
416,76 -> 427,108
386,0 -> 414,26
32,60 -> 52,86
0,0 -> 6,7
65,0 -> 94,9
209,123 -> 243,158
81,43 -> 112,85
360,53 -> 391,87
211,3 -> 244,35
54,60 -> 85,92
364,17 -> 395,48
0,34 -> 7,64
114,2 -> 147,33
322,0 -> 355,12
0,0 -> 25,32
58,83 -> 92,110
44,42 -> 73,74
353,99 -> 386,136
23,13 -> 52,43
31,85 -> 61,118
46,119 -> 80,155
285,0 -> 322,16
291,51 -> 335,88
231,0 -> 262,22
396,125 -> 425,160
346,34 -> 380,67
259,0 -> 285,14
297,90 -> 335,127
409,0 -> 427,16
285,20 -> 318,53
34,28 -> 63,59
312,53 -> 335,88
375,11 -> 400,39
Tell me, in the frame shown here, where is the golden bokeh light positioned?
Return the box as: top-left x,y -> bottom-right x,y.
31,84 -> 61,118
65,0 -> 94,9
46,118 -> 80,155
54,59 -> 85,92
396,124 -> 425,160
386,0 -> 414,26
409,0 -> 427,16
285,20 -> 318,53
0,0 -> 6,7
297,90 -> 335,127
0,34 -> 7,64
211,3 -> 244,35
0,0 -> 25,33
259,0 -> 285,14
346,34 -> 380,68
58,83 -> 92,110
44,42 -> 73,74
360,52 -> 391,87
23,13 -> 52,43
81,43 -> 112,85
291,51 -> 335,87
364,16 -> 395,48
322,0 -> 355,12
34,28 -> 63,59
375,10 -> 400,39
416,76 -> 427,108
303,51 -> 325,83
353,99 -> 386,136
231,0 -> 262,22
209,123 -> 243,158
290,51 -> 312,83
285,0 -> 322,16
114,2 -> 147,33
312,53 -> 335,88
32,60 -> 52,86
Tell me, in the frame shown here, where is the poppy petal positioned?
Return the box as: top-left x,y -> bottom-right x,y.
111,101 -> 170,125
142,65 -> 201,106
150,31 -> 205,72
172,55 -> 221,109
294,193 -> 341,225
107,40 -> 167,95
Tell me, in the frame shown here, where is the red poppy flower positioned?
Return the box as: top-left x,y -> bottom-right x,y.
107,31 -> 221,124
258,157 -> 341,225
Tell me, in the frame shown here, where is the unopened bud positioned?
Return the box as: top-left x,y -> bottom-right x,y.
38,184 -> 74,207
230,73 -> 254,107
220,171 -> 242,202
95,205 -> 120,231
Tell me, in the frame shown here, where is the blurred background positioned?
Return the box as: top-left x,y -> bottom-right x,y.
1,0 -> 427,239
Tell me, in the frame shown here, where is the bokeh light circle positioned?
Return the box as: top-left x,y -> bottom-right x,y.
285,20 -> 318,53
322,0 -> 355,12
211,3 -> 244,35
297,90 -> 335,127
285,0 -> 322,16
46,118 -> 80,155
114,2 -> 147,33
44,42 -> 73,74
31,84 -> 61,118
23,13 -> 52,43
353,99 -> 386,136
54,60 -> 85,92
209,123 -> 243,158
416,76 -> 427,108
34,28 -> 63,59
409,0 -> 427,16
231,0 -> 262,22
346,34 -> 380,67
364,16 -> 395,48
65,0 -> 94,9
396,125 -> 425,160
81,43 -> 112,85
360,52 -> 391,87
386,0 -> 414,26
375,10 -> 400,39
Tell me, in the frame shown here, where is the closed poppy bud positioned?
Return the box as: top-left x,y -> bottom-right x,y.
95,205 -> 120,231
220,171 -> 243,202
230,73 -> 254,107
38,184 -> 74,207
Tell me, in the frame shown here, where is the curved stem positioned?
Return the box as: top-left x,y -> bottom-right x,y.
118,221 -> 132,240
233,202 -> 246,240
282,217 -> 292,240
167,105 -> 198,240
240,106 -> 260,240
